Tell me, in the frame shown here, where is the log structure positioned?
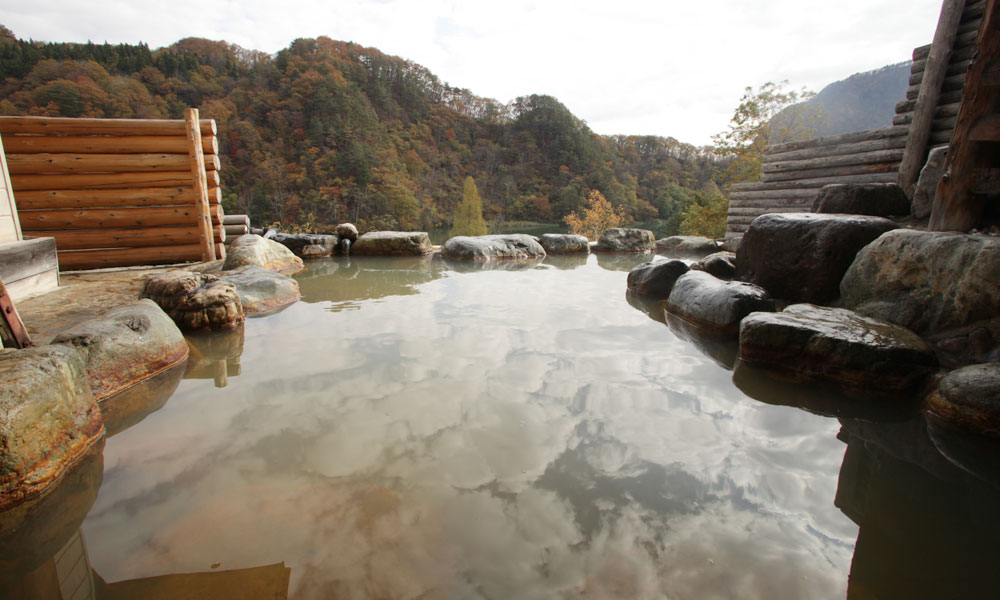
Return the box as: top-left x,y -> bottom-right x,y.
725,0 -> 984,238
0,115 -> 226,269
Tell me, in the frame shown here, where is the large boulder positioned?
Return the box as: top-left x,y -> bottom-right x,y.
666,271 -> 775,335
352,231 -> 433,256
335,223 -> 359,242
655,235 -> 719,257
811,183 -> 911,217
271,233 -> 338,258
141,270 -> 245,331
738,303 -> 937,395
538,233 -> 589,254
912,146 -> 947,218
841,230 -> 1000,343
0,345 -> 104,510
52,300 -> 190,401
219,265 -> 301,315
690,251 -> 737,280
734,212 -> 899,304
626,259 -> 689,298
223,235 -> 304,274
924,363 -> 1000,438
440,234 -> 546,261
594,228 -> 655,253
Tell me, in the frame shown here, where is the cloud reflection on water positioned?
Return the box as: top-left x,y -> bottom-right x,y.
82,257 -> 855,598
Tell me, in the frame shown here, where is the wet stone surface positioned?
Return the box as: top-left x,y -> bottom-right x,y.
538,233 -> 590,255
351,231 -> 434,256
440,234 -> 546,261
924,363 -> 1000,438
666,271 -> 775,335
626,259 -> 689,298
655,235 -> 719,258
594,228 -> 655,253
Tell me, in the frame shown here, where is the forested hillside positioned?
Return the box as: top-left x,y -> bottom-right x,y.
0,27 -> 727,233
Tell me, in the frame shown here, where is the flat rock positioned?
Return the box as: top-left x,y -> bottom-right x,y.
594,228 -> 655,253
352,231 -> 433,256
538,233 -> 589,254
924,363 -> 1000,438
141,270 -> 245,331
219,265 -> 301,315
691,251 -> 737,280
735,212 -> 899,304
335,223 -> 359,242
440,234 -> 546,261
223,235 -> 304,274
738,303 -> 937,395
52,299 -> 190,401
912,146 -> 947,218
655,235 -> 719,257
841,230 -> 1000,344
0,345 -> 103,510
812,183 -> 911,216
626,259 -> 689,298
667,271 -> 775,335
271,233 -> 338,257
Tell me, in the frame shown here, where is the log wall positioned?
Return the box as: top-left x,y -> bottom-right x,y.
0,116 -> 226,270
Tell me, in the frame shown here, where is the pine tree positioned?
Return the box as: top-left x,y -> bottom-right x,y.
450,176 -> 488,237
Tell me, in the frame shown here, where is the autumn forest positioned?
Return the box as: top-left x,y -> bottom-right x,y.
0,28 -> 734,236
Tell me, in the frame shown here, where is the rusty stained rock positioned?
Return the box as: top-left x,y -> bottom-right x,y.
142,270 -> 245,331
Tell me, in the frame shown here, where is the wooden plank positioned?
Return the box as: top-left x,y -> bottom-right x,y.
11,170 -> 219,191
5,269 -> 58,303
2,134 -> 217,156
222,214 -> 250,226
0,275 -> 32,348
0,134 -> 22,243
765,127 -> 908,154
761,148 -> 904,173
899,0 -> 967,191
892,102 -> 962,125
908,58 -> 974,85
932,0 -> 1000,231
761,162 -> 900,183
14,186 -> 222,210
6,152 -> 219,175
763,135 -> 907,163
224,224 -> 249,236
906,72 -> 970,100
56,244 -> 209,270
0,116 -> 215,137
26,225 -> 225,250
185,108 -> 216,262
0,237 -> 58,283
18,205 -> 223,230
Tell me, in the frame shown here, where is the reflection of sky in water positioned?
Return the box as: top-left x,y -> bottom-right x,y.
83,255 -> 856,599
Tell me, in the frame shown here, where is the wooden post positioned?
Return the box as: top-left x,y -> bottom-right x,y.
930,0 -> 1000,231
898,0 -> 966,192
0,275 -> 32,348
184,108 -> 216,262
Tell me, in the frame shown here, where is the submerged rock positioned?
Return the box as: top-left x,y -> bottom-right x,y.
811,183 -> 910,216
52,300 -> 190,401
626,259 -> 689,298
666,313 -> 740,370
734,212 -> 898,303
538,233 -> 589,254
594,228 -> 655,253
100,362 -> 184,437
666,271 -> 775,335
840,230 -> 1000,346
691,251 -> 737,280
219,265 -> 301,315
223,235 -> 304,274
0,345 -> 103,511
440,234 -> 546,261
352,231 -> 433,256
924,363 -> 1000,438
738,304 -> 937,395
271,233 -> 338,258
655,235 -> 718,257
912,146 -> 947,218
141,270 -> 245,331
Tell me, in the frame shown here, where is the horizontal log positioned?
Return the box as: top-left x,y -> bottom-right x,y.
26,224 -> 225,251
970,114 -> 1000,141
762,148 -> 904,174
14,186 -> 221,210
727,206 -> 813,217
6,152 -> 220,175
766,127 -> 908,154
729,197 -> 816,209
224,224 -> 249,236
763,135 -> 907,164
909,58 -> 973,84
913,44 -> 932,61
761,161 -> 899,183
891,102 -> 962,126
18,205 -> 223,230
56,243 -> 221,270
2,134 -> 217,156
0,116 -> 215,137
895,88 -> 965,114
906,72 -> 969,100
929,130 -> 955,145
729,188 -> 819,201
222,214 -> 250,226
10,170 -> 219,191
962,0 -> 986,22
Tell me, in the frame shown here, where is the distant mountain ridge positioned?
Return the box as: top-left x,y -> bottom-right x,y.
805,61 -> 912,136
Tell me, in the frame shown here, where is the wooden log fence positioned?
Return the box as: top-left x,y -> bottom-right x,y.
0,113 -> 225,269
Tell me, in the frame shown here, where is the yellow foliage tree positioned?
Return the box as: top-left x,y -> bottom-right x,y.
450,176 -> 488,237
563,190 -> 625,241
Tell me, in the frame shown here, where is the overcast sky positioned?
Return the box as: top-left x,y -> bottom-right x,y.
4,0 -> 944,145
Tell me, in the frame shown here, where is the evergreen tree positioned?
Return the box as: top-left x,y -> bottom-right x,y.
450,176 -> 488,237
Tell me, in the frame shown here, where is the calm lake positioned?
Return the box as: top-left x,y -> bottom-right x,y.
5,254 -> 1000,599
